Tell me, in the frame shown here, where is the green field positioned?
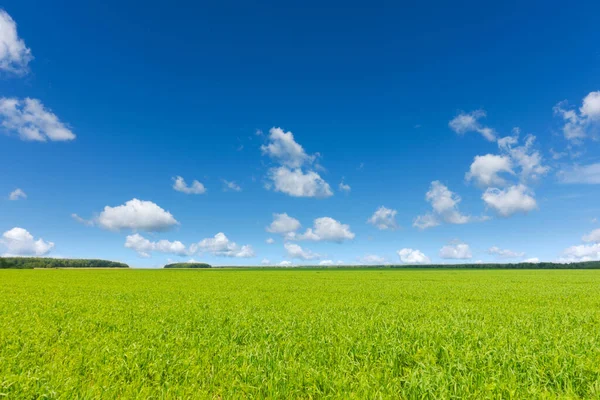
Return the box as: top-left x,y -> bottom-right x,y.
1,269 -> 600,398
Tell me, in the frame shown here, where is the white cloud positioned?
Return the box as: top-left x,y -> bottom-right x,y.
261,258 -> 271,265
71,213 -> 94,226
319,260 -> 334,266
172,176 -> 206,194
397,248 -> 431,264
367,206 -> 398,230
0,10 -> 32,75
223,180 -> 241,192
449,110 -> 495,141
293,217 -> 355,243
413,181 -> 471,229
580,91 -> 600,121
466,154 -> 514,187
558,163 -> 600,184
554,91 -> 600,142
561,243 -> 600,262
338,179 -> 351,193
0,98 -> 75,141
266,213 -> 301,235
284,243 -> 320,260
261,127 -> 315,168
357,254 -> 387,264
193,232 -> 254,258
412,213 -> 440,230
265,237 -> 275,244
96,199 -> 179,232
1,227 -> 54,256
583,229 -> 600,243
487,246 -> 525,258
498,134 -> 549,182
523,258 -> 540,263
439,243 -> 472,259
482,185 -> 537,217
267,167 -> 333,198
261,127 -> 333,199
8,188 -> 26,200
125,233 -> 188,258
279,260 -> 293,267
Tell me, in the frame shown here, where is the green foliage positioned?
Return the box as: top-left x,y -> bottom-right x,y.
390,261 -> 600,269
0,257 -> 129,269
1,269 -> 600,398
163,262 -> 212,269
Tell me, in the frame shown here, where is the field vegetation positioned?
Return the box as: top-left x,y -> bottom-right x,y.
1,269 -> 600,398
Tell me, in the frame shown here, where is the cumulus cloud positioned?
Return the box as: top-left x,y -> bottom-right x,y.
267,167 -> 333,198
413,181 -> 472,229
487,246 -> 525,258
482,184 -> 537,217
291,217 -> 355,243
553,91 -> 600,142
266,213 -> 301,235
95,199 -> 179,232
261,258 -> 271,265
1,227 -> 54,256
397,248 -> 430,264
0,98 -> 76,141
498,134 -> 549,182
319,260 -> 334,266
583,229 -> 600,243
223,180 -> 241,192
284,243 -> 320,260
261,127 -> 315,168
261,127 -> 333,198
0,10 -> 33,75
193,233 -> 254,258
439,243 -> 472,259
367,206 -> 398,230
125,233 -> 188,258
523,257 -> 540,263
466,154 -> 514,187
8,188 -> 26,200
266,238 -> 275,244
279,260 -> 293,267
558,163 -> 600,184
560,228 -> 600,262
449,110 -> 495,141
561,243 -> 600,262
172,176 -> 206,194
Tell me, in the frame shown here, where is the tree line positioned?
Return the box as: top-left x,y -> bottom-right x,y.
164,263 -> 212,269
0,257 -> 129,269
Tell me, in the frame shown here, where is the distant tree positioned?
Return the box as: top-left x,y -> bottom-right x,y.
164,263 -> 212,269
0,257 -> 129,269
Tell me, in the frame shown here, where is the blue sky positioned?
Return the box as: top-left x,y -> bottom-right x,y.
1,0 -> 600,267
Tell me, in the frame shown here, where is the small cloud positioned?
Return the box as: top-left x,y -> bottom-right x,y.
172,176 -> 206,194
338,179 -> 351,193
367,206 -> 398,230
8,188 -> 26,200
266,238 -> 275,244
223,180 -> 242,192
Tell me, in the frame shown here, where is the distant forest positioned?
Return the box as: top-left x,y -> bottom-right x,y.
164,263 -> 212,269
0,258 -> 129,269
388,261 -> 600,269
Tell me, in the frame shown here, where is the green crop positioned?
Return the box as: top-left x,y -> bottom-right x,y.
1,269 -> 600,398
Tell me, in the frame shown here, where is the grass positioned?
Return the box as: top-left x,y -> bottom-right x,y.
1,269 -> 600,398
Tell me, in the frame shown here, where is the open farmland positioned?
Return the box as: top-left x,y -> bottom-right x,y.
1,269 -> 600,398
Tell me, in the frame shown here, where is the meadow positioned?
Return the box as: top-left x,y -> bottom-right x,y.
1,269 -> 600,399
